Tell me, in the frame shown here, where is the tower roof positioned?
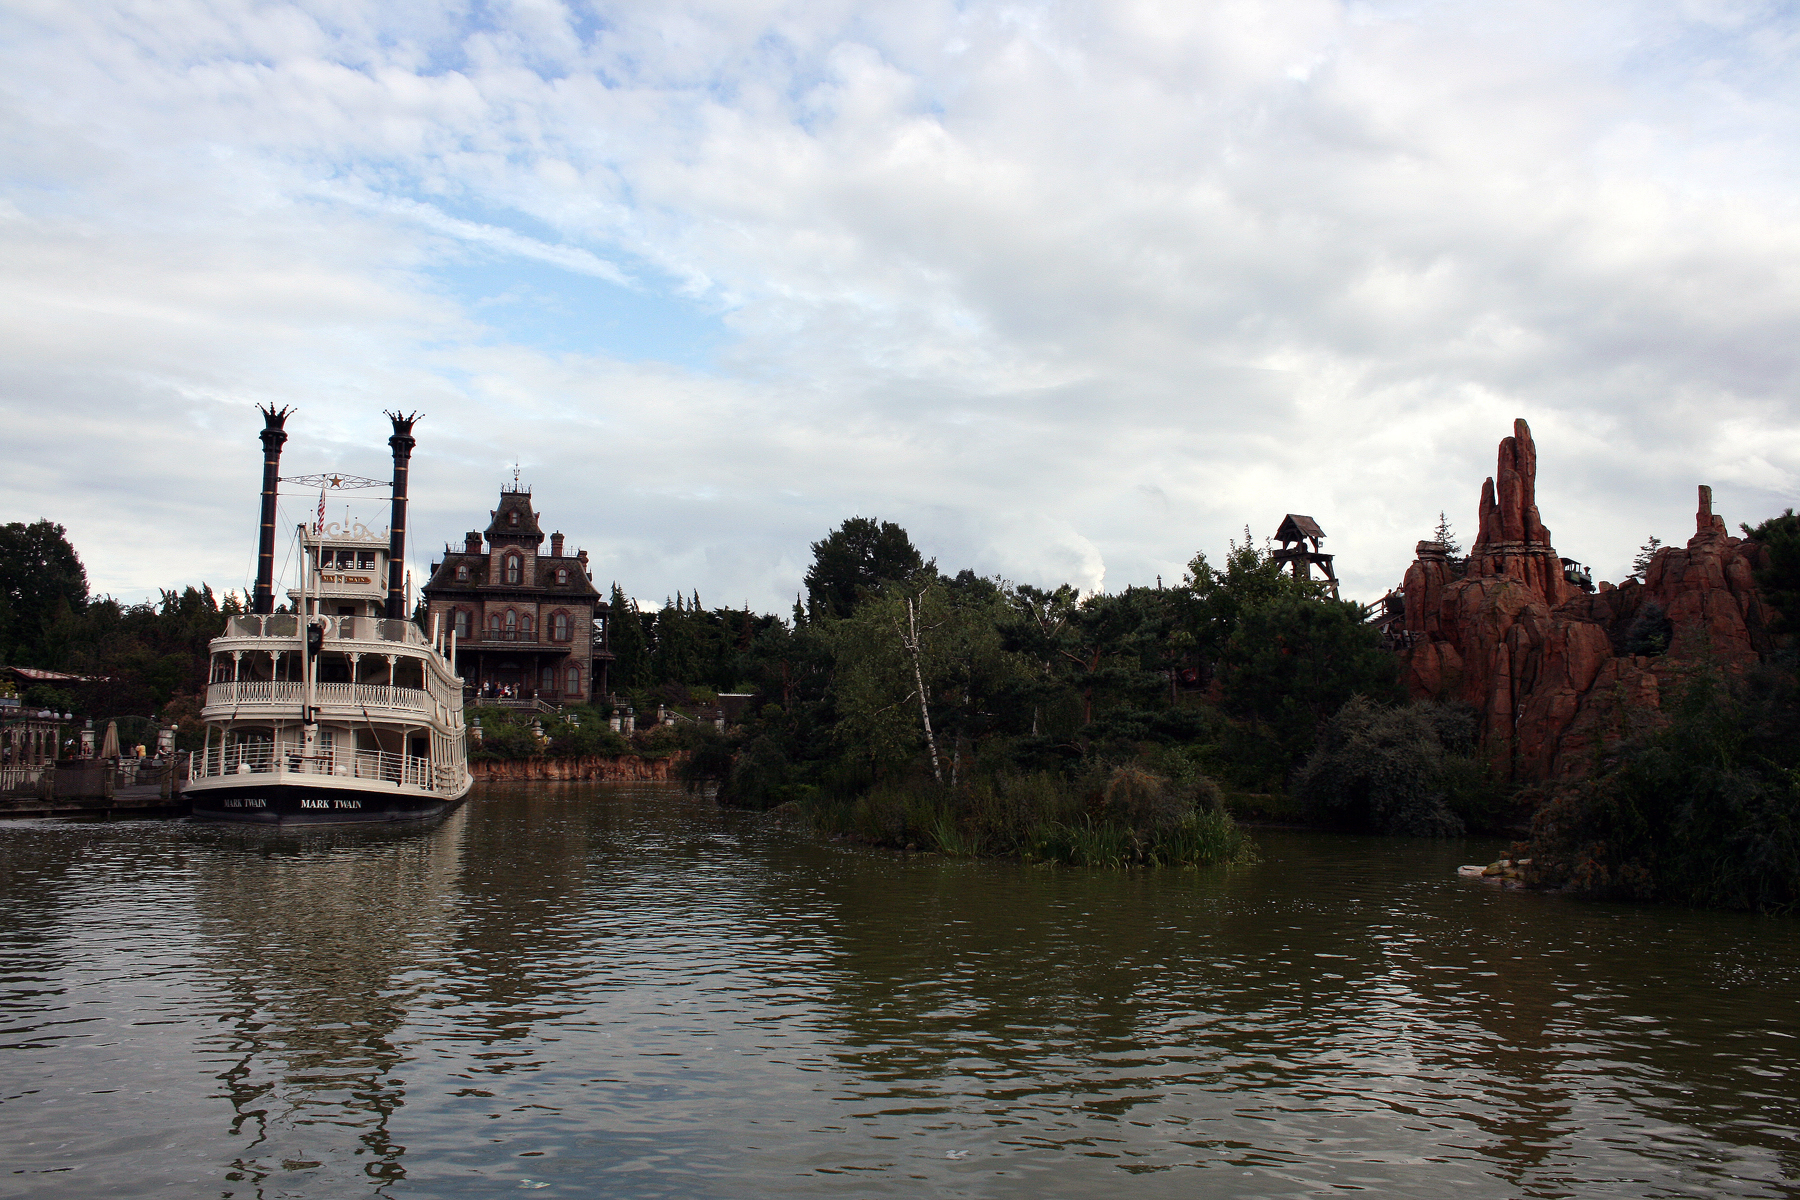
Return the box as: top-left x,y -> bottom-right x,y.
485,488 -> 543,546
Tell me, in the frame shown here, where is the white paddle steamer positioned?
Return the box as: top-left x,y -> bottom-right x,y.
186,410 -> 472,824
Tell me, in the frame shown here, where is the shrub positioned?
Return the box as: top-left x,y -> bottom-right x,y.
1524,666 -> 1800,912
1294,696 -> 1477,836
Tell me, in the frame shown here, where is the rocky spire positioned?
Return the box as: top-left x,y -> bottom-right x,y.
1468,418 -> 1572,604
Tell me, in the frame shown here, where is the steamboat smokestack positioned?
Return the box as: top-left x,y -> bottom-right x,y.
252,405 -> 293,615
385,411 -> 419,620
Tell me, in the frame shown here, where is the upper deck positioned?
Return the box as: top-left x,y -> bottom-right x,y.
212,613 -> 435,651
204,614 -> 464,727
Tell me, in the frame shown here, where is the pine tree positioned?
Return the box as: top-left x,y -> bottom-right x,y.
1432,512 -> 1462,558
1632,535 -> 1664,579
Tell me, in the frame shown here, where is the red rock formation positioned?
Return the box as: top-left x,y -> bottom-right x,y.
471,753 -> 685,782
1399,423 -> 1771,779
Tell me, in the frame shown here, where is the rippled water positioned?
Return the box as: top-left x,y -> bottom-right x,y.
2,783 -> 1797,1198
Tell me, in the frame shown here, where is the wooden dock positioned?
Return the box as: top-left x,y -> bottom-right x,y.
0,760 -> 191,820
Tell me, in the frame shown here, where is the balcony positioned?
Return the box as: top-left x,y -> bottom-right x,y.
480,629 -> 539,643
205,681 -> 432,714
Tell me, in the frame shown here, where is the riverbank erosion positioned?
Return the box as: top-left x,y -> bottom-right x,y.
472,754 -> 683,782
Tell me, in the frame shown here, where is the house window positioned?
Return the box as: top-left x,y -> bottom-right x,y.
566,665 -> 580,694
556,568 -> 568,585
520,614 -> 533,634
453,610 -> 470,638
488,613 -> 502,636
541,666 -> 556,691
456,564 -> 469,582
552,612 -> 569,641
504,555 -> 522,584
509,511 -> 519,527
504,610 -> 517,632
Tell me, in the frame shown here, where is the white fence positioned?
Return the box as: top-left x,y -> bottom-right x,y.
205,682 -> 431,713
192,743 -> 446,791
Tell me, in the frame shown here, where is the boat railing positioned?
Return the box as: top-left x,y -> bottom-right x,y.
193,743 -> 440,789
222,614 -> 426,646
204,681 -> 432,712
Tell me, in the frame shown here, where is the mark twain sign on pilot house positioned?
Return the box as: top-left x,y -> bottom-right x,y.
422,487 -> 610,703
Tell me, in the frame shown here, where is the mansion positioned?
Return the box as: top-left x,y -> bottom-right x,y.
422,488 -> 611,702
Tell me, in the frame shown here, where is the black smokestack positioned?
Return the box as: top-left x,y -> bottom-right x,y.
385,411 -> 419,620
252,405 -> 293,615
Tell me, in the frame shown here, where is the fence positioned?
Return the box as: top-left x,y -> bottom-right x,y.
192,743 -> 444,791
205,681 -> 431,713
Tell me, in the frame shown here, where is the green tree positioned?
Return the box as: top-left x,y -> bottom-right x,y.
1433,511 -> 1463,560
0,520 -> 88,665
1216,594 -> 1403,768
607,583 -> 652,690
1744,510 -> 1800,634
803,517 -> 928,620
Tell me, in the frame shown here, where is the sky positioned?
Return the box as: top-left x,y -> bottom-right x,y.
2,0 -> 1798,613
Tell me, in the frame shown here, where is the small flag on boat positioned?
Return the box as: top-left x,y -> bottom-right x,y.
315,488 -> 326,534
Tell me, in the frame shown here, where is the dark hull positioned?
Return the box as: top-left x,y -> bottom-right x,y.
186,781 -> 462,825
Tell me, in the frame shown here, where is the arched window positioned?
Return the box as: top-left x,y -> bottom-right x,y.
520,614 -> 533,634
552,612 -> 569,641
504,555 -> 522,585
453,610 -> 470,638
566,665 -> 580,694
556,568 -> 568,585
455,564 -> 469,581
509,510 -> 519,527
489,613 -> 502,636
504,610 -> 517,632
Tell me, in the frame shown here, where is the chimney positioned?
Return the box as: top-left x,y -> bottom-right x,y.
385,411 -> 419,620
465,531 -> 482,554
551,531 -> 564,557
252,405 -> 293,615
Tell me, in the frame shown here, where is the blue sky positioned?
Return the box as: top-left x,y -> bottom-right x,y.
2,0 -> 1798,612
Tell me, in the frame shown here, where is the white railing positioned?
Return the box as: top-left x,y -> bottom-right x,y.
205,681 -> 431,712
0,765 -> 46,793
224,615 -> 425,645
192,743 -> 441,790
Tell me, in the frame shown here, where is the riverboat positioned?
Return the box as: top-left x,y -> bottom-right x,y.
185,409 -> 472,824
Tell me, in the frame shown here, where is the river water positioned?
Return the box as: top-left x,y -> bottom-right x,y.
1,783 -> 1796,1199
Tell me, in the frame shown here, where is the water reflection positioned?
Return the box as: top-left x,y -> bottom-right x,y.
182,811 -> 467,1194
0,789 -> 1796,1199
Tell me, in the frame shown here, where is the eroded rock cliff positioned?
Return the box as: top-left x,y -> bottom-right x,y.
1399,420 -> 1773,779
471,754 -> 684,782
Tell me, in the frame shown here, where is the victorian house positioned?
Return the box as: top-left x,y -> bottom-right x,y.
422,487 -> 611,702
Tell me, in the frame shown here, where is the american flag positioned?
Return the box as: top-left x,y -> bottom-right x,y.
315,488 -> 325,534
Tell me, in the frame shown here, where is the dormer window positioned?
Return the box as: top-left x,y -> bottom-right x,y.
504,554 -> 522,585
556,568 -> 568,585
455,564 -> 469,582
509,511 -> 519,527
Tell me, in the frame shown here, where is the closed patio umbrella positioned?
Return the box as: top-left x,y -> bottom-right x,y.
100,720 -> 120,760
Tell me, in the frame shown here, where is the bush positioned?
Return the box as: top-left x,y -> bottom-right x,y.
1294,697 -> 1484,836
1523,666 -> 1800,912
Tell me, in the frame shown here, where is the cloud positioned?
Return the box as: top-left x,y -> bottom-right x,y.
2,0 -> 1798,611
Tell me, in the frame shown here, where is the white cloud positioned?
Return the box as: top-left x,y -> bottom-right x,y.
1,0 -> 1798,612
